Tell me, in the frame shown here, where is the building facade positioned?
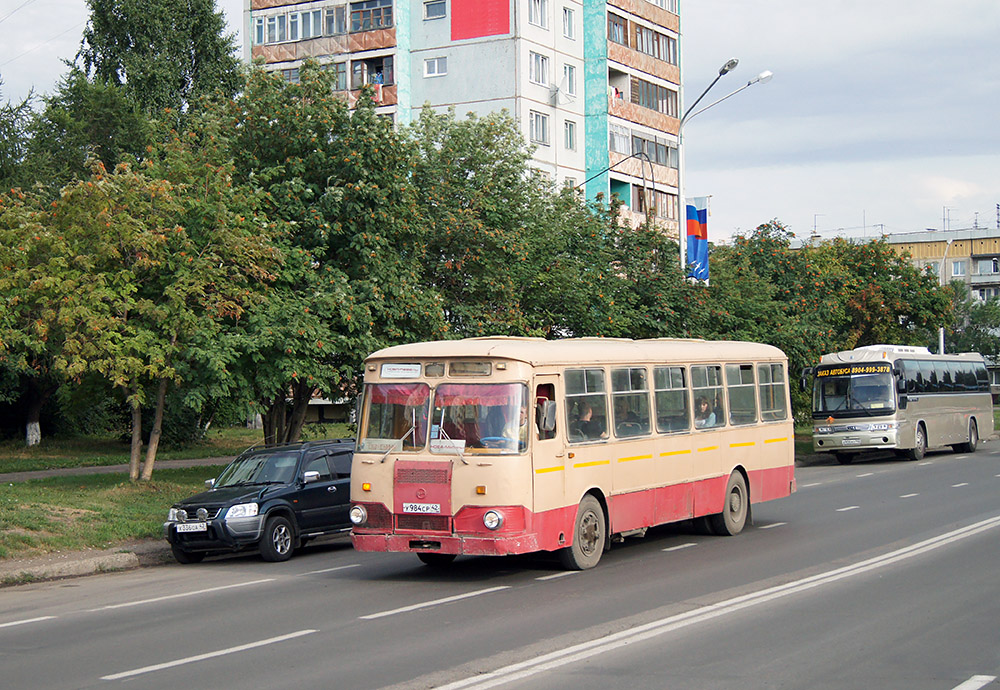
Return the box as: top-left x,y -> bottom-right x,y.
887,228 -> 1000,302
244,0 -> 682,236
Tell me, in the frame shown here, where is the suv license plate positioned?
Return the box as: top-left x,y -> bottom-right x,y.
176,522 -> 208,533
403,503 -> 441,514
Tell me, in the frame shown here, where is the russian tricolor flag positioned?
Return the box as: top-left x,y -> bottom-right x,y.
686,197 -> 709,281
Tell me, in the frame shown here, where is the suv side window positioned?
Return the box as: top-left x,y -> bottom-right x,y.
329,452 -> 352,479
303,454 -> 334,481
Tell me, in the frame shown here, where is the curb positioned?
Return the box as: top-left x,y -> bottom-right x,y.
0,541 -> 172,587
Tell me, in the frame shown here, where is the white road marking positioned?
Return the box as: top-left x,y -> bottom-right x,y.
0,615 -> 56,629
900,493 -> 919,499
952,483 -> 969,488
836,506 -> 860,512
758,522 -> 786,530
88,579 -> 275,611
360,586 -> 511,620
801,482 -> 822,488
436,514 -> 1000,690
101,629 -> 316,680
918,461 -> 932,466
952,675 -> 997,690
536,572 -> 579,581
662,542 -> 697,552
856,472 -> 874,478
300,564 -> 361,576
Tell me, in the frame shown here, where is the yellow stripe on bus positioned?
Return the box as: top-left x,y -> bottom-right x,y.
534,465 -> 565,474
660,449 -> 692,457
618,454 -> 653,463
697,446 -> 719,452
729,442 -> 755,448
765,437 -> 789,444
573,460 -> 611,469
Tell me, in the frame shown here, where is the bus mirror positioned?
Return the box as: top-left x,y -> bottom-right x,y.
538,400 -> 557,432
799,367 -> 814,392
897,394 -> 907,410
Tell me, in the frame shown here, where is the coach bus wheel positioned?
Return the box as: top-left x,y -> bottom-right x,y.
906,424 -> 927,461
835,453 -> 855,465
952,420 -> 978,454
559,495 -> 606,570
417,553 -> 457,568
709,472 -> 748,536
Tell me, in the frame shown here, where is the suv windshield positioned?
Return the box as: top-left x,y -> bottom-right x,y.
215,451 -> 300,487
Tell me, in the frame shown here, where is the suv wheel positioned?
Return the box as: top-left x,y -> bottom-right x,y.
260,515 -> 295,562
171,545 -> 205,564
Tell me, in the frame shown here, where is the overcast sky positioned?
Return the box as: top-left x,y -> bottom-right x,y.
2,0 -> 997,243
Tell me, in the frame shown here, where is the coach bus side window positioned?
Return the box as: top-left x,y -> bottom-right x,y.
566,368 -> 608,443
726,363 -> 758,425
758,363 -> 788,421
691,365 -> 725,429
918,361 -> 937,393
654,366 -> 690,432
611,367 -> 651,437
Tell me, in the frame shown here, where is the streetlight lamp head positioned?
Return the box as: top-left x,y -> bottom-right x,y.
719,58 -> 739,76
756,70 -> 774,84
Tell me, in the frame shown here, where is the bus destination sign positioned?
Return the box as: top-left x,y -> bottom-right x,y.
816,363 -> 892,377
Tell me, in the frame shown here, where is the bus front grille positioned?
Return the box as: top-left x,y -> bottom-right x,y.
397,515 -> 451,532
396,468 -> 450,484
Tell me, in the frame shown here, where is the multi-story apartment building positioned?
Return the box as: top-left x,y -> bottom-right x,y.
887,228 -> 1000,302
245,0 -> 682,235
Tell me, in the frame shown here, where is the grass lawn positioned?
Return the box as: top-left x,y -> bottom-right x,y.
0,466 -> 224,561
0,424 -> 354,474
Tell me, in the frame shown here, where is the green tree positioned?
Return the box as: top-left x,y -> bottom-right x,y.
0,83 -> 33,190
77,0 -> 240,113
947,283 -> 1000,358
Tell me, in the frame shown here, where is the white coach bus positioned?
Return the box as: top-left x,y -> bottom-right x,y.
803,345 -> 992,464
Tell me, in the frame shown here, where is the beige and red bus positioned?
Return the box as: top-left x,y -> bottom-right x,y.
349,337 -> 796,569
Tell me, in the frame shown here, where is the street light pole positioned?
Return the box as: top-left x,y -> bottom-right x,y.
677,64 -> 773,273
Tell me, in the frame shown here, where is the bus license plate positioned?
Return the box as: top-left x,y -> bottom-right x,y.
842,438 -> 861,446
176,522 -> 208,533
403,503 -> 441,514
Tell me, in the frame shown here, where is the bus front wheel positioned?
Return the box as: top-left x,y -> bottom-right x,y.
709,472 -> 748,536
906,424 -> 927,461
559,495 -> 606,570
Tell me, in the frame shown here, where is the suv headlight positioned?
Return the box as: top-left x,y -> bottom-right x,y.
224,503 -> 259,520
168,508 -> 187,522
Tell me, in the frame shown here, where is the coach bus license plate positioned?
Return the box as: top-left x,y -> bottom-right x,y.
403,503 -> 441,514
842,438 -> 861,446
176,522 -> 208,533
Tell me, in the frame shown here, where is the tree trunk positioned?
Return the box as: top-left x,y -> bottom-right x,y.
140,378 -> 169,481
262,393 -> 286,446
284,380 -> 314,444
129,393 -> 143,482
23,380 -> 57,447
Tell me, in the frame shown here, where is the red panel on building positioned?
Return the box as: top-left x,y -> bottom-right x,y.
451,0 -> 510,40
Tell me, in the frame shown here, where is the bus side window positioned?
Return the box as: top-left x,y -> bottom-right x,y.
654,366 -> 689,432
565,369 -> 608,442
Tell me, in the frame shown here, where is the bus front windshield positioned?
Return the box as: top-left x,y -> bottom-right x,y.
813,369 -> 895,418
431,383 -> 528,455
359,383 -> 430,453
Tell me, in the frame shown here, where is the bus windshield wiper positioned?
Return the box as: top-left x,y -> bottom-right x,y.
436,421 -> 469,465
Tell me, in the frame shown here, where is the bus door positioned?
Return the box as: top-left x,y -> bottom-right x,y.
531,375 -> 565,514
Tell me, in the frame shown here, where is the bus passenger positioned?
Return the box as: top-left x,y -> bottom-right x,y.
695,397 -> 716,428
572,402 -> 604,439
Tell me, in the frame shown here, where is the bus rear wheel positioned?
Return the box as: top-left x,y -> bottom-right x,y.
709,472 -> 748,536
952,420 -> 978,454
559,495 -> 606,570
417,553 -> 457,568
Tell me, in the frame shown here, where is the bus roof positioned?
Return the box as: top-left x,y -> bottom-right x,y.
818,344 -> 985,365
365,337 -> 786,368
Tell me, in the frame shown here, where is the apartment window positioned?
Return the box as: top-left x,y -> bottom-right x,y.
649,0 -> 679,12
288,12 -> 300,40
529,110 -> 549,145
253,17 -> 264,44
528,0 -> 548,28
562,64 -> 576,96
424,0 -> 446,19
631,77 -> 678,117
352,55 -> 394,89
609,124 -> 630,154
424,56 -> 447,77
281,67 -> 300,84
562,7 -> 575,39
952,260 -> 967,277
928,261 -> 940,276
330,62 -> 348,90
351,0 -> 392,31
608,13 -> 626,45
326,6 -> 347,34
529,52 -> 549,86
634,25 -> 676,64
301,9 -> 323,38
631,133 -> 677,167
564,120 -> 576,150
267,15 -> 287,43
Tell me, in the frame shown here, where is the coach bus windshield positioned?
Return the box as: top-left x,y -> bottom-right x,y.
812,363 -> 895,418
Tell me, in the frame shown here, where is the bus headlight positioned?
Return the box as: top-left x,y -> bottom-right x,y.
815,426 -> 833,435
483,510 -> 504,531
868,422 -> 897,431
349,505 -> 368,526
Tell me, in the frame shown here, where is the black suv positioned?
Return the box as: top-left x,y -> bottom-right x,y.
163,439 -> 354,564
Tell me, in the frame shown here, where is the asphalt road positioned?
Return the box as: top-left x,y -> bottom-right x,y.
2,443 -> 999,690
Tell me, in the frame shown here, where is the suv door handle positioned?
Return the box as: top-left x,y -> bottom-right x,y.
327,486 -> 337,492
